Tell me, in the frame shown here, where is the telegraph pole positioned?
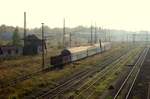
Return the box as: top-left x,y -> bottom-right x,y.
146,32 -> 148,47
98,27 -> 102,42
126,34 -> 129,44
133,34 -> 136,44
126,34 -> 129,49
91,25 -> 93,45
109,31 -> 111,42
148,33 -> 149,47
99,39 -> 102,53
24,12 -> 26,45
94,23 -> 97,44
69,32 -> 72,48
105,30 -> 107,42
41,23 -> 45,69
63,18 -> 66,48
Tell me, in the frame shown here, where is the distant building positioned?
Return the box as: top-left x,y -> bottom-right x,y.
0,46 -> 22,58
23,34 -> 47,55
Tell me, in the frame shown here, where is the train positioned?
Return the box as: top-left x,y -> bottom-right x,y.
50,42 -> 111,68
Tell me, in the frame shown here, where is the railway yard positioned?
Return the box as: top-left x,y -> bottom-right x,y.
127,47 -> 150,99
0,43 -> 150,99
1,0 -> 150,99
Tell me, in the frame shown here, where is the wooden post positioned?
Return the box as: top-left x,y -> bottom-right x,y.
91,25 -> 93,45
133,34 -> 136,45
24,12 -> 26,45
95,23 -> 97,44
41,23 -> 45,69
146,32 -> 148,47
99,39 -> 102,53
63,18 -> 66,48
70,32 -> 72,48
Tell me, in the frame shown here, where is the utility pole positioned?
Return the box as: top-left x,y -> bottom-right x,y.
133,34 -> 136,44
146,32 -> 148,47
91,25 -> 93,45
98,27 -> 102,42
108,31 -> 110,42
69,32 -> 72,48
105,30 -> 107,42
126,34 -> 128,43
41,23 -> 45,69
63,18 -> 66,48
24,12 -> 26,45
99,39 -> 102,50
94,23 -> 97,44
148,33 -> 149,46
126,34 -> 129,49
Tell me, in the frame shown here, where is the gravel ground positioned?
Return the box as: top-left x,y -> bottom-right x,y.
128,48 -> 150,99
99,47 -> 144,99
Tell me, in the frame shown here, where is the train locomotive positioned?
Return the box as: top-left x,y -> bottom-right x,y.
50,42 -> 111,68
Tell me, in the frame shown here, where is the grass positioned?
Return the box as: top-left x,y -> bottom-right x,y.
62,47 -> 143,99
92,47 -> 143,99
0,47 -> 61,83
0,43 -> 138,98
73,46 -> 143,99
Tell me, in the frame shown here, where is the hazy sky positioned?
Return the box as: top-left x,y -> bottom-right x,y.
1,0 -> 150,31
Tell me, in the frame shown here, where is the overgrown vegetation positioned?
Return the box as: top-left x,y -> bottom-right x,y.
93,47 -> 142,99
12,27 -> 22,46
0,44 -> 125,98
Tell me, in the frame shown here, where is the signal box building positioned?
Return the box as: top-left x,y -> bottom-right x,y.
23,35 -> 46,55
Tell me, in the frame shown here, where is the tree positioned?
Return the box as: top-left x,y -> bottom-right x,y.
12,27 -> 21,46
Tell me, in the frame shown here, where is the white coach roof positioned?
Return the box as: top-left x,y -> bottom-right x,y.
63,42 -> 110,54
67,46 -> 91,53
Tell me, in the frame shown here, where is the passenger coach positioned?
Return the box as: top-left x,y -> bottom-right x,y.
50,42 -> 111,67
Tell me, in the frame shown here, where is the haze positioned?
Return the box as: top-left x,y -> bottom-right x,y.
1,0 -> 150,31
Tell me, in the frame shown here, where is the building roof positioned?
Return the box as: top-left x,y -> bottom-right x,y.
24,34 -> 40,41
24,34 -> 46,48
0,45 -> 19,50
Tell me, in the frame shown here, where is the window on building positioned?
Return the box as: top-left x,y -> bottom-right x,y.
16,49 -> 18,54
8,49 -> 12,55
0,49 -> 3,55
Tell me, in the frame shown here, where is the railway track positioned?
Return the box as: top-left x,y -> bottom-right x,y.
0,47 -> 128,89
74,46 -> 142,99
0,67 -> 54,89
35,47 -> 138,99
147,83 -> 150,99
113,47 -> 149,99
